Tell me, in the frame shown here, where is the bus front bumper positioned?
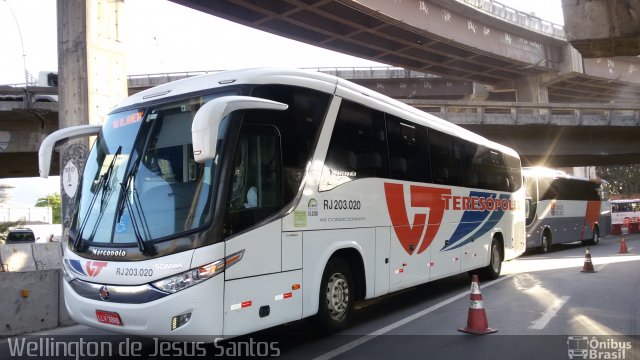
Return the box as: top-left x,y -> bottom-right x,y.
62,276 -> 224,340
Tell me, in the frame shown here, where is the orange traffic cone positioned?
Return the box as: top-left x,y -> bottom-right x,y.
618,238 -> 629,254
581,247 -> 596,273
458,274 -> 497,335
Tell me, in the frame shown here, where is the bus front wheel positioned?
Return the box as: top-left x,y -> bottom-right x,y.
314,257 -> 355,333
541,234 -> 551,253
583,227 -> 599,246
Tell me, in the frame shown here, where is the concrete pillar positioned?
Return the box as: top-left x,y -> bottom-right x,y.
562,0 -> 640,58
57,0 -> 127,240
515,75 -> 550,120
515,75 -> 549,104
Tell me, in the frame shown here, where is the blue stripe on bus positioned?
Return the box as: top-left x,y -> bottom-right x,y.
443,194 -> 510,251
441,191 -> 493,250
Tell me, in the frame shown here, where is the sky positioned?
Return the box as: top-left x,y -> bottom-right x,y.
0,0 -> 564,206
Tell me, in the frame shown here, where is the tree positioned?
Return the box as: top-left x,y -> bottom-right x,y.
35,193 -> 62,224
596,164 -> 640,197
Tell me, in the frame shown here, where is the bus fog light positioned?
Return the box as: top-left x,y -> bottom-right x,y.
171,312 -> 192,331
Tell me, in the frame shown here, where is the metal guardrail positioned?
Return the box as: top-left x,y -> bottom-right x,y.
127,67 -> 437,84
457,0 -> 566,39
405,100 -> 640,126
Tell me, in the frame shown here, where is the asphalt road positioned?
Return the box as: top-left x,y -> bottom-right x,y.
2,233 -> 639,359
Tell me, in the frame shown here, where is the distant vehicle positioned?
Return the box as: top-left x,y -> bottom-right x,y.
38,71 -> 58,87
6,228 -> 36,244
523,167 -> 611,253
611,199 -> 640,234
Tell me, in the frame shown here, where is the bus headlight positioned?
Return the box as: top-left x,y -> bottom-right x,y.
62,265 -> 75,283
151,250 -> 244,293
62,260 -> 76,283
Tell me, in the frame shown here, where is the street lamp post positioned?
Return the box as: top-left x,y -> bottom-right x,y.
3,0 -> 29,88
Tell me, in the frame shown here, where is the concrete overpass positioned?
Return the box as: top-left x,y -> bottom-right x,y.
0,86 -> 58,178
170,0 -> 640,104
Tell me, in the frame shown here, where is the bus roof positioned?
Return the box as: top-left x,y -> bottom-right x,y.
611,199 -> 640,203
114,68 -> 518,159
522,167 -> 608,184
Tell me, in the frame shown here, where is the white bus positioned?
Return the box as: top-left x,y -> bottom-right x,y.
523,167 -> 611,253
39,68 -> 525,339
611,199 -> 640,234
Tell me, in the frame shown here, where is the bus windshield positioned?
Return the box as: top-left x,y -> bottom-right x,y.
71,97 -> 220,248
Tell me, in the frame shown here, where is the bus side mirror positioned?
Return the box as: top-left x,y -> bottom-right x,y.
38,124 -> 102,178
191,96 -> 288,163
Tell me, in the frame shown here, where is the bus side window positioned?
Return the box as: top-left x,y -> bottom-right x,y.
386,115 -> 431,183
428,129 -> 463,187
320,100 -> 388,191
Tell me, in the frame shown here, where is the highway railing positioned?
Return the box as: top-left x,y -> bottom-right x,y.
457,0 -> 566,39
127,67 -> 436,89
405,100 -> 640,126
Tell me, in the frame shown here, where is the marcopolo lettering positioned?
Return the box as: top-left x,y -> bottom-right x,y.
91,248 -> 127,257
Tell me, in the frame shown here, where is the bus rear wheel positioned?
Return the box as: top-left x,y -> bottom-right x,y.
480,239 -> 502,280
313,257 -> 354,333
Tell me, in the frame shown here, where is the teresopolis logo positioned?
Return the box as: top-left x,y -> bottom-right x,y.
64,259 -> 108,277
384,183 -> 516,255
384,183 -> 450,255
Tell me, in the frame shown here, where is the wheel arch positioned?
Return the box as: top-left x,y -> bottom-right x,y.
302,241 -> 368,319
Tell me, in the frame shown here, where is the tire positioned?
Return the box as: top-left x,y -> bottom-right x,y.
540,233 -> 551,254
480,239 -> 502,280
313,257 -> 355,333
592,229 -> 599,245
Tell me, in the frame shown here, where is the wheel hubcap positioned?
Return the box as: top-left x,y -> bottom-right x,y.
325,273 -> 349,320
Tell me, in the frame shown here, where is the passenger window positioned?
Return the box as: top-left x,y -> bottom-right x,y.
320,100 -> 388,191
463,143 -> 517,192
386,115 -> 431,183
250,85 -> 330,204
224,124 -> 282,236
428,130 -> 463,186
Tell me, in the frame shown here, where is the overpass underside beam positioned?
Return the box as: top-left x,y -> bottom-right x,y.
0,153 -> 58,178
463,124 -> 640,167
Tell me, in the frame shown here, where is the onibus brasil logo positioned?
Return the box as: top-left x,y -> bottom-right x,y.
567,336 -> 632,359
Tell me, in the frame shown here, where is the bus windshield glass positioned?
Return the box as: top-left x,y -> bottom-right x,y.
71,96 -> 225,247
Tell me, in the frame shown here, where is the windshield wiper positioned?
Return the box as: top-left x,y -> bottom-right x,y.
116,154 -> 141,223
115,155 -> 155,255
74,145 -> 121,250
118,181 -> 155,256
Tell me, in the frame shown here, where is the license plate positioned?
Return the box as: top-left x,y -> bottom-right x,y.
96,310 -> 123,326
